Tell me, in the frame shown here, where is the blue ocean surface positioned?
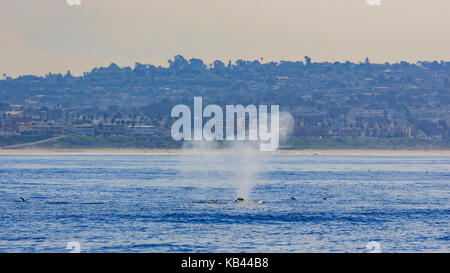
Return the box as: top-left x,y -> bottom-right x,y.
0,153 -> 448,253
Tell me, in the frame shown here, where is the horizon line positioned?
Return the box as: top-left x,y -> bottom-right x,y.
2,55 -> 449,80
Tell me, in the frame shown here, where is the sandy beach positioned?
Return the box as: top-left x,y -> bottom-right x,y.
0,148 -> 449,156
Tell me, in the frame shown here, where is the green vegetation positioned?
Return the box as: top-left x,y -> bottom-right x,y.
1,135 -> 448,150
33,136 -> 182,149
286,137 -> 450,150
0,135 -> 48,147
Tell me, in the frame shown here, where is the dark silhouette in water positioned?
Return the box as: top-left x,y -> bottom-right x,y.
47,201 -> 70,205
211,200 -> 218,204
235,198 -> 264,204
20,197 -> 27,202
320,197 -> 334,200
291,197 -> 297,201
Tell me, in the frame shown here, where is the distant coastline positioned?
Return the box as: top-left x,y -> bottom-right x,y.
1,135 -> 449,155
1,148 -> 449,156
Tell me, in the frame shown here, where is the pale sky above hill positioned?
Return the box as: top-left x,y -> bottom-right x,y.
1,0 -> 449,77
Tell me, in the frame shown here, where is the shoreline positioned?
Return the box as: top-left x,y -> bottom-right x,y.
0,148 -> 449,156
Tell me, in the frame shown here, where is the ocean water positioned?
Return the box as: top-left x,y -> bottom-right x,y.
0,153 -> 448,253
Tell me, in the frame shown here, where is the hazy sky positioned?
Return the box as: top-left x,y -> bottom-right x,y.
1,0 -> 449,77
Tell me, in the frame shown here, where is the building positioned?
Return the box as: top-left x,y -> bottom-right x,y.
128,125 -> 156,136
23,122 -> 67,136
95,124 -> 128,135
3,116 -> 32,133
69,124 -> 95,136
